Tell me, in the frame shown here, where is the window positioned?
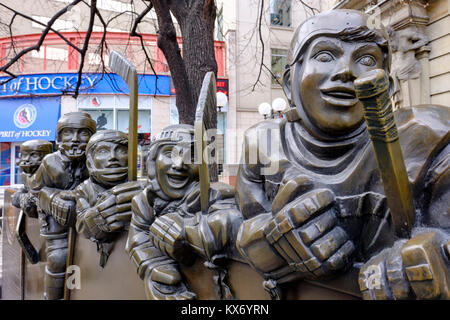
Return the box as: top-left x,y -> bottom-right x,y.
0,142 -> 12,186
117,110 -> 151,134
86,110 -> 114,130
0,142 -> 22,186
92,25 -> 124,33
32,15 -> 74,31
97,0 -> 133,13
216,6 -> 223,41
53,0 -> 132,13
77,95 -> 152,139
270,0 -> 292,27
88,53 -> 109,65
32,47 -> 68,61
271,48 -> 287,85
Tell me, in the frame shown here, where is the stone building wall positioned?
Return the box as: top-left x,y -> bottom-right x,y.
427,0 -> 450,106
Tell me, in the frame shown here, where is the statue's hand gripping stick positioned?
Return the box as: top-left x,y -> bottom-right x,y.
354,69 -> 415,238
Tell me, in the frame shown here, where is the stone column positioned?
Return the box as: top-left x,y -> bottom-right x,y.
416,45 -> 431,105
378,0 -> 430,109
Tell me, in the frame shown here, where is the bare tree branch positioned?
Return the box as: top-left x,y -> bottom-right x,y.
73,0 -> 97,97
297,0 -> 319,16
1,0 -> 217,128
0,0 -> 84,82
252,0 -> 266,91
251,0 -> 287,91
130,1 -> 158,77
93,6 -> 109,85
0,3 -> 82,53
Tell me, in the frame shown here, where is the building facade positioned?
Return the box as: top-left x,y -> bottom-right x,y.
218,0 -> 449,184
0,0 -> 327,194
218,0 -> 332,184
0,0 -> 227,194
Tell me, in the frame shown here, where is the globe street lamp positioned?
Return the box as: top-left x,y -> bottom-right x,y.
272,97 -> 287,118
258,102 -> 272,120
216,91 -> 228,112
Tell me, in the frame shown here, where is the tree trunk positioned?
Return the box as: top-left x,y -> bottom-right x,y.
151,0 -> 195,124
151,0 -> 218,181
169,0 -> 218,181
175,0 -> 217,130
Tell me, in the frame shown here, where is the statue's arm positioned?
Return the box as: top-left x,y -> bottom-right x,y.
76,181 -> 144,241
177,183 -> 245,263
236,189 -> 357,299
28,159 -> 50,194
74,182 -> 102,239
28,158 -> 59,213
28,155 -> 79,226
11,187 -> 27,209
11,186 -> 39,218
126,190 -> 195,300
425,143 -> 450,229
126,189 -> 162,279
408,31 -> 429,50
358,143 -> 450,300
236,128 -> 271,219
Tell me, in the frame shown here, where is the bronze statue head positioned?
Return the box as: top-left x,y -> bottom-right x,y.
283,9 -> 392,140
18,139 -> 53,174
85,130 -> 128,187
56,111 -> 97,161
147,124 -> 199,200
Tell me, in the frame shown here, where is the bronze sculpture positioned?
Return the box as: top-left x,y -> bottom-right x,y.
8,9 -> 448,301
28,111 -> 96,300
11,140 -> 53,264
234,9 -> 449,300
126,124 -> 243,300
12,140 -> 53,219
354,68 -> 449,299
73,129 -> 143,267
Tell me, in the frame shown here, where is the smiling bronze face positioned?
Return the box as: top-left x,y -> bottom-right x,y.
297,36 -> 384,135
156,144 -> 199,200
283,10 -> 391,140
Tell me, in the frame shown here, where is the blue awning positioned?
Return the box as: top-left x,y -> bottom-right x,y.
0,96 -> 60,142
0,73 -> 171,97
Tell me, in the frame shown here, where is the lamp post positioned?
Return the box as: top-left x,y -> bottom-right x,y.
216,91 -> 228,112
272,97 -> 287,118
258,102 -> 272,119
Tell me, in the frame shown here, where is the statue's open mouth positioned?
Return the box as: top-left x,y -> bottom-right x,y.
321,87 -> 358,107
99,167 -> 128,182
107,163 -> 121,168
167,171 -> 189,188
